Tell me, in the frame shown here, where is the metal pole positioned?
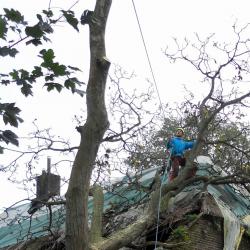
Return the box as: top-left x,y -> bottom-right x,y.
47,157 -> 51,174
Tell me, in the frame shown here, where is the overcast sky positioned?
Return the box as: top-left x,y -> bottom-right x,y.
1,0 -> 250,210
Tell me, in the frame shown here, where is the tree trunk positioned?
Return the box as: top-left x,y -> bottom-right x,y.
65,1 -> 112,250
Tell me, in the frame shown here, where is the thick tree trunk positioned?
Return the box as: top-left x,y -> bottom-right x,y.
65,1 -> 112,250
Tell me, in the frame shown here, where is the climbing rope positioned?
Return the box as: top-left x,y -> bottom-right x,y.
154,151 -> 171,248
131,1 -> 169,249
131,0 -> 165,119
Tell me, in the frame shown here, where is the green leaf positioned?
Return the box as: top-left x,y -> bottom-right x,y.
26,38 -> 42,46
42,36 -> 51,43
40,49 -> 55,64
40,21 -> 53,34
42,10 -> 53,18
4,8 -> 25,24
0,102 -> 22,127
31,66 -> 43,78
45,74 -> 55,81
0,146 -> 3,154
17,117 -> 24,123
25,23 -> 44,38
16,79 -> 26,86
2,130 -> 19,146
8,47 -> 18,57
50,63 -> 66,76
0,46 -> 9,56
61,10 -> 79,32
3,112 -> 18,127
0,16 -> 7,39
55,83 -> 63,92
0,46 -> 18,57
70,77 -> 85,86
64,78 -> 76,91
36,14 -> 43,22
21,83 -> 33,97
68,65 -> 81,72
74,88 -> 86,97
44,82 -> 62,92
64,77 -> 85,93
9,69 -> 19,80
20,69 -> 29,79
1,80 -> 10,85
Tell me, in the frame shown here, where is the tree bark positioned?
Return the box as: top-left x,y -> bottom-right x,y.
90,185 -> 104,244
65,1 -> 112,250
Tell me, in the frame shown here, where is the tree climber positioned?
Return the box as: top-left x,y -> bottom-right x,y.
165,128 -> 196,182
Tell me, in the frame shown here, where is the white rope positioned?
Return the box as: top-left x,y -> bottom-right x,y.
131,1 -> 169,248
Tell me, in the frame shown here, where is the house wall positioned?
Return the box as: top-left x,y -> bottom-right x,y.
185,215 -> 224,250
175,215 -> 250,250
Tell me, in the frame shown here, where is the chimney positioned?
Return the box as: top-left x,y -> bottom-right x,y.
36,157 -> 61,200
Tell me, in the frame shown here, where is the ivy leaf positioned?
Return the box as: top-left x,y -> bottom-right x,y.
1,130 -> 19,146
25,23 -> 44,38
3,8 -> 25,24
61,10 -> 79,32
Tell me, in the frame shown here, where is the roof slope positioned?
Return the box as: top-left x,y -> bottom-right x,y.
0,156 -> 250,249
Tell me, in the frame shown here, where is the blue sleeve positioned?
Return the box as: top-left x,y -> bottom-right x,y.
184,140 -> 195,150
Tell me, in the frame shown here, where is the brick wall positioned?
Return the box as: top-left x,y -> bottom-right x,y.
185,215 -> 224,250
174,215 -> 250,250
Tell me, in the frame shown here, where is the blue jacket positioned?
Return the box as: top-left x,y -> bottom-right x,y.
165,136 -> 195,157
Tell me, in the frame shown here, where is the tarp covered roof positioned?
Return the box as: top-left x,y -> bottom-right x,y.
0,156 -> 250,249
